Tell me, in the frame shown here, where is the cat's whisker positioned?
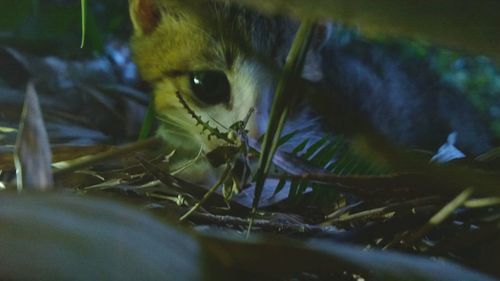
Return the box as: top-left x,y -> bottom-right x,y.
162,129 -> 196,139
157,115 -> 192,129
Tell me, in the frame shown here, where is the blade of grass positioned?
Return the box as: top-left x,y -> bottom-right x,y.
138,99 -> 156,140
53,137 -> 162,177
464,197 -> 500,208
249,20 -> 315,235
385,187 -> 474,249
80,0 -> 87,48
179,163 -> 233,221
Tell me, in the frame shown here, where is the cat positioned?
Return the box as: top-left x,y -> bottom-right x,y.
129,0 -> 492,182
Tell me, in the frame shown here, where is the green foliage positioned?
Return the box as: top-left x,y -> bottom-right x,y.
0,0 -> 129,56
138,100 -> 157,140
0,0 -> 32,29
252,21 -> 315,212
80,0 -> 86,48
393,39 -> 500,138
277,135 -> 392,206
435,55 -> 500,137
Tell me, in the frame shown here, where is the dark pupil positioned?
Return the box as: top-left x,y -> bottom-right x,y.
190,71 -> 230,105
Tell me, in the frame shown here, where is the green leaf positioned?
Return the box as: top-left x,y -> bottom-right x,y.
303,135 -> 330,160
80,0 -> 86,48
273,179 -> 287,196
251,20 -> 315,214
277,130 -> 299,147
138,99 -> 156,140
292,138 -> 309,154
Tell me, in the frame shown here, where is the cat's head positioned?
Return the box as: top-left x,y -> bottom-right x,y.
130,0 -> 328,181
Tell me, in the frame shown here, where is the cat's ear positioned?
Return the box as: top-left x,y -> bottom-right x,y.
129,0 -> 163,35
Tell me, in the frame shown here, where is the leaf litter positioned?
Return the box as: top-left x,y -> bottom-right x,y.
0,43 -> 498,280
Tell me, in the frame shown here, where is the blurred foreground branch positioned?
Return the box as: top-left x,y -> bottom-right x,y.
215,0 -> 500,60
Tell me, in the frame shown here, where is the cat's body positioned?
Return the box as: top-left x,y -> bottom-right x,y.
130,0 -> 492,181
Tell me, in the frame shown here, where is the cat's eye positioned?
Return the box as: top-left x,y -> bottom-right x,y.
189,71 -> 230,105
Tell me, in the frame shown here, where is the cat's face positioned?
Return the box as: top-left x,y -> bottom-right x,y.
131,0 -> 275,155
130,0 -> 325,181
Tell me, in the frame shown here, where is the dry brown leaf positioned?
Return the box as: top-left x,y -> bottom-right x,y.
14,82 -> 53,190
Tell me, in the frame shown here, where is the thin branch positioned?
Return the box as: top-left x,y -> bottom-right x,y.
53,137 -> 162,176
385,187 -> 474,249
